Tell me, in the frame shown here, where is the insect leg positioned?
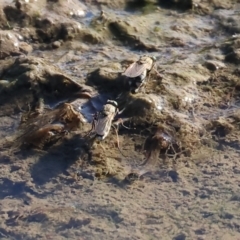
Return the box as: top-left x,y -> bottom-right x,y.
85,133 -> 97,149
113,117 -> 132,130
152,66 -> 165,79
85,114 -> 97,137
118,107 -> 126,115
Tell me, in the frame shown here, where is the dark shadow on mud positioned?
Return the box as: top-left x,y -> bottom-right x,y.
30,134 -> 89,186
125,0 -> 148,11
0,178 -> 36,200
158,0 -> 192,11
108,22 -> 158,51
0,150 -> 73,200
86,68 -> 125,93
0,227 -> 34,240
106,168 -> 180,189
0,87 -> 86,120
0,89 -> 33,117
56,218 -> 91,232
216,139 -> 240,152
125,0 -> 192,12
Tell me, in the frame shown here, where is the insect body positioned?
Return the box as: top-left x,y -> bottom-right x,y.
90,100 -> 118,140
140,127 -> 175,166
122,55 -> 156,93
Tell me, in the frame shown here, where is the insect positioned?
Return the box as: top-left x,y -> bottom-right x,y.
87,100 -> 119,140
140,127 -> 177,166
86,100 -> 128,156
122,55 -> 156,93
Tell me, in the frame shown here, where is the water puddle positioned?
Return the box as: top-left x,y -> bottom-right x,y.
1,0 -> 240,239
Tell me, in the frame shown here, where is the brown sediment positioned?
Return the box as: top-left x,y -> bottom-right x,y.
1,0 -> 240,239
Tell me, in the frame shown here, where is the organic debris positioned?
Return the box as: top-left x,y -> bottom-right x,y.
3,102 -> 86,151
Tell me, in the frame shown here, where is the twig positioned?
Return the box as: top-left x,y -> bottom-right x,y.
112,125 -> 127,158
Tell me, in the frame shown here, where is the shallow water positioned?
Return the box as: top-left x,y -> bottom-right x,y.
1,1 -> 240,239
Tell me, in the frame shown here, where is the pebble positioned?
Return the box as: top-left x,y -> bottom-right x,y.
52,41 -> 62,49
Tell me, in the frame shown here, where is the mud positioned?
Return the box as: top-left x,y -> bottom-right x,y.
1,0 -> 240,239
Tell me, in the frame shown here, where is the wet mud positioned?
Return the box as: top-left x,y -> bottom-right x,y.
1,0 -> 240,239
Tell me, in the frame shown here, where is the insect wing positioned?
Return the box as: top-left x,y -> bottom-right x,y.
123,61 -> 147,78
95,111 -> 115,138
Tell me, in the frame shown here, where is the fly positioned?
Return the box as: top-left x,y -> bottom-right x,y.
86,100 -> 127,157
122,55 -> 156,93
87,100 -> 118,140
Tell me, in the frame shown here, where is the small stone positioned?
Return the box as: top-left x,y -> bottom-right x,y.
168,170 -> 179,182
195,228 -> 206,235
173,233 -> 186,240
230,193 -> 240,201
52,41 -> 62,49
0,80 -> 10,87
19,42 -> 33,54
203,60 -> 226,71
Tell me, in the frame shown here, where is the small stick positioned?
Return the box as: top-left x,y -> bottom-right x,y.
112,125 -> 127,158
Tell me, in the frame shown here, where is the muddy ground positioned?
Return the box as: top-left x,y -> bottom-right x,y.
1,0 -> 240,239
